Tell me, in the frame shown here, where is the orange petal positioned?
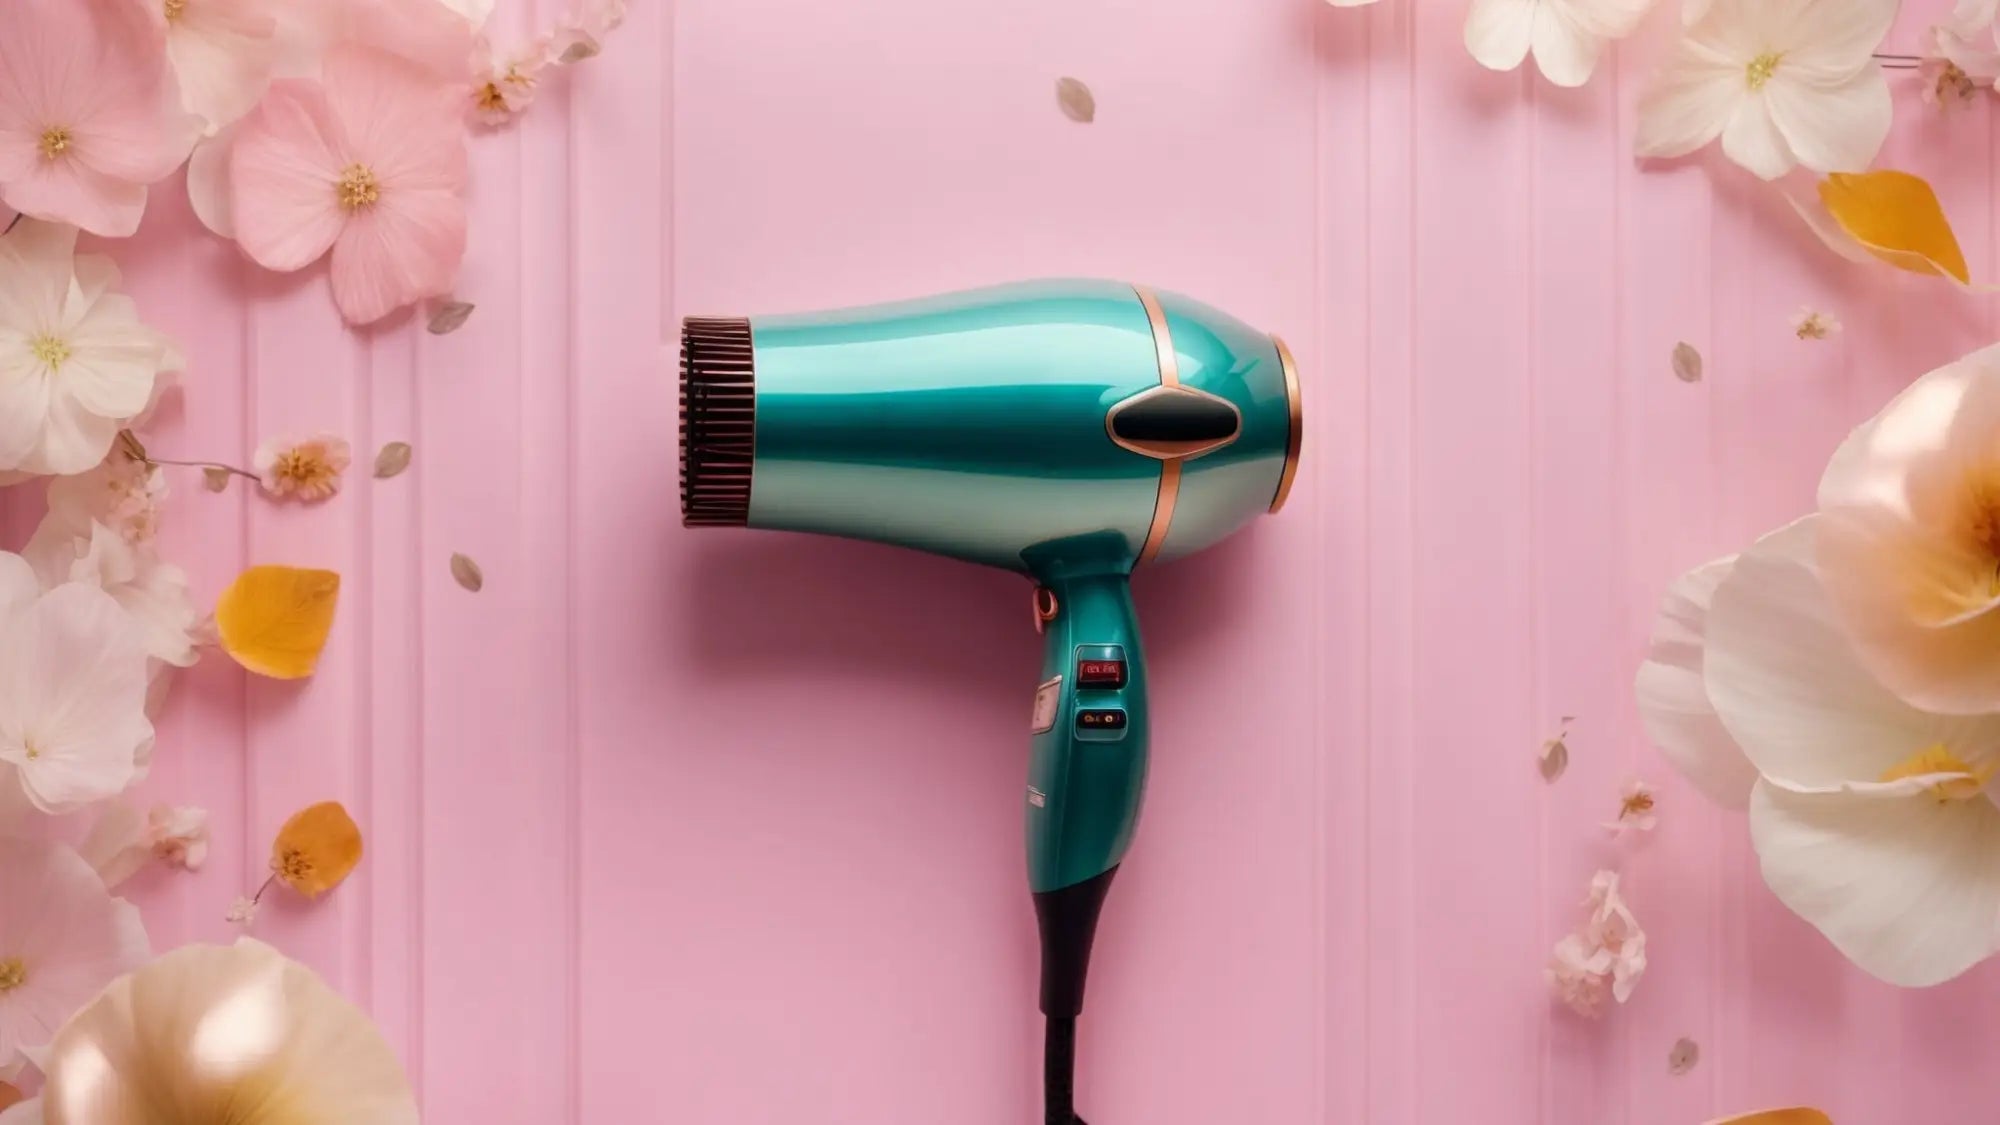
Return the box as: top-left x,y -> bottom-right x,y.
0,1081 -> 22,1113
1706,1110 -> 1833,1125
215,566 -> 341,680
1818,171 -> 1970,284
271,800 -> 363,898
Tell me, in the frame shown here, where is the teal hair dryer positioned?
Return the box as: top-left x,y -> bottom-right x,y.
679,278 -> 1302,1123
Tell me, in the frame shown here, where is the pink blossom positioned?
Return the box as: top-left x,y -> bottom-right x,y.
125,0 -> 280,132
0,0 -> 201,236
1547,869 -> 1648,1015
229,46 -> 469,325
145,805 -> 208,871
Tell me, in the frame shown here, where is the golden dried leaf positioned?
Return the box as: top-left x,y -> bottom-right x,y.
1818,171 -> 1969,284
1705,1111 -> 1832,1125
450,552 -> 484,593
427,301 -> 475,335
0,1081 -> 23,1113
1672,342 -> 1703,383
215,566 -> 341,679
373,441 -> 413,479
202,466 -> 233,492
1668,1036 -> 1699,1075
1056,77 -> 1095,123
1538,735 -> 1569,783
558,33 -> 601,63
117,429 -> 149,463
271,801 -> 363,898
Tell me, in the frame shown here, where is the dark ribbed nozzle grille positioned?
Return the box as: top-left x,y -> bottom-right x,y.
679,317 -> 755,527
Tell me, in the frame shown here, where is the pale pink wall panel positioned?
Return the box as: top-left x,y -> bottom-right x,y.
14,0 -> 2000,1122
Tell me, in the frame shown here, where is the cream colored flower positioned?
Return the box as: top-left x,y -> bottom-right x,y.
1706,516 -> 2000,984
1815,342 -> 2000,713
1635,0 -> 1896,180
1545,869 -> 1646,1014
1465,0 -> 1654,88
39,939 -> 416,1125
252,433 -> 351,502
1637,554 -> 1760,807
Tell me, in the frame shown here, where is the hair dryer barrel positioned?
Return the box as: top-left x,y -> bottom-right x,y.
679,279 -> 1301,574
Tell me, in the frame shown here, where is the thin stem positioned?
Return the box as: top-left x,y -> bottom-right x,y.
1875,52 -> 1923,62
249,873 -> 280,905
2,214 -> 20,237
144,456 -> 259,481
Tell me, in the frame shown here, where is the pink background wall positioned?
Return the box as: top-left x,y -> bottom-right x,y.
6,0 -> 2000,1121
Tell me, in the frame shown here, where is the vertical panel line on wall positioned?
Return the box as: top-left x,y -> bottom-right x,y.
1525,69 -> 1548,1125
410,311 -> 429,1101
1310,5 -> 1329,1122
1400,6 -> 1419,1120
351,326 -> 376,1008
562,50 -> 585,1125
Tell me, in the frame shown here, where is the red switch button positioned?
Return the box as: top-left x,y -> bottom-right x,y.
1077,659 -> 1126,689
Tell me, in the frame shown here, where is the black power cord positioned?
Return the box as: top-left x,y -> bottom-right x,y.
1033,867 -> 1118,1125
1044,1016 -> 1086,1125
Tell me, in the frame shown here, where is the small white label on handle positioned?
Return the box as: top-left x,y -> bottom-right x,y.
1031,675 -> 1063,734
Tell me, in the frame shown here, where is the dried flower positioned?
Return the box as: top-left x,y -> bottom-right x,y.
148,805 -> 209,871
1605,780 -> 1659,836
1791,308 -> 1841,341
270,801 -> 363,898
225,896 -> 258,927
1547,933 -> 1612,1017
79,802 -> 209,888
252,433 -> 351,502
1547,869 -> 1646,1015
472,43 -> 544,126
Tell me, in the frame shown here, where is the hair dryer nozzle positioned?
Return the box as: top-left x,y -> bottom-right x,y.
680,317 -> 756,527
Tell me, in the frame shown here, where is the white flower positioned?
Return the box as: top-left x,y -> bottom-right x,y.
26,521 -> 200,669
0,222 -> 181,476
0,567 -> 152,814
81,803 -> 211,889
1465,0 -> 1653,88
1790,308 -> 1841,340
0,839 -> 149,1073
1921,2 -> 2000,109
1637,555 -> 1760,807
1704,515 -> 2000,985
39,940 -> 418,1125
1603,779 -> 1659,836
1635,0 -> 1896,180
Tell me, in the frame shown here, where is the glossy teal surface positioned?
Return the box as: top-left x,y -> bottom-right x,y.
1154,290 -> 1291,562
738,279 -> 1295,891
1022,535 -> 1148,893
747,279 -> 1160,573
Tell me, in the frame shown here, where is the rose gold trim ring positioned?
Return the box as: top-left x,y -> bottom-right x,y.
1269,335 -> 1303,514
1131,285 -> 1180,566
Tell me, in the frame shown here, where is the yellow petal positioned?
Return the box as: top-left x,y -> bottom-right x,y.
271,801 -> 363,898
1706,1110 -> 1833,1125
1818,171 -> 1971,284
215,566 -> 341,680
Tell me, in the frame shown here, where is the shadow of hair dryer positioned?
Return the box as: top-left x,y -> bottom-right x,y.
679,278 -> 1302,1123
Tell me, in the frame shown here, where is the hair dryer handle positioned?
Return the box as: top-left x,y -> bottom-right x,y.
1026,572 -> 1149,896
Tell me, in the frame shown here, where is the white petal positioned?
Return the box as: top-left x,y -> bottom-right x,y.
1683,0 -> 1713,23
1531,5 -> 1605,87
185,134 -> 237,239
1703,516 -> 2000,786
78,801 -> 150,889
0,1097 -> 40,1125
1764,69 -> 1891,173
0,584 -> 149,813
1637,554 -> 1759,808
1751,779 -> 2000,986
1780,0 -> 1898,81
0,554 -> 36,618
1720,97 -> 1798,180
1634,54 -> 1741,159
1466,0 -> 1537,73
0,361 -> 52,472
1560,0 -> 1652,39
